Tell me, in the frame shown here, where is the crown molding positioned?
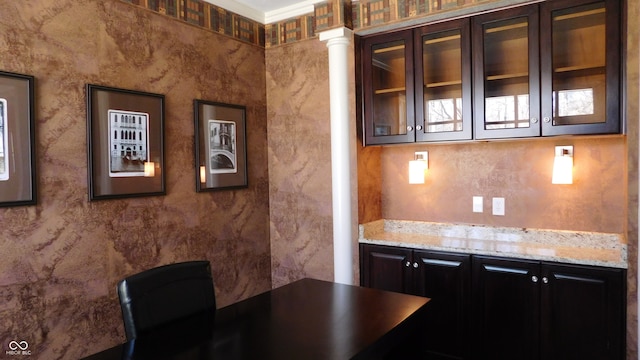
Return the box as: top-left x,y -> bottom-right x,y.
203,0 -> 324,24
265,0 -> 321,23
203,0 -> 265,23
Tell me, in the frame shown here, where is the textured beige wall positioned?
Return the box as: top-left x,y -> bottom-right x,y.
0,1 -> 270,358
625,0 -> 639,356
266,39 -> 336,288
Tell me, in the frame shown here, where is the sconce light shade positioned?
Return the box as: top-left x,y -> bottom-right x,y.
409,151 -> 429,184
144,162 -> 155,177
552,146 -> 573,184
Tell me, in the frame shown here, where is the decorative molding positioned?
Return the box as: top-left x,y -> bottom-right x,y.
265,0 -> 323,24
120,0 -> 265,47
120,0 -> 503,48
202,0 -> 264,23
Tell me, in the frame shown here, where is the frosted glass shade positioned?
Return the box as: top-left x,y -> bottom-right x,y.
552,146 -> 573,184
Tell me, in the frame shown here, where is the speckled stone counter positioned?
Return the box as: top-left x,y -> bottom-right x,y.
359,220 -> 627,269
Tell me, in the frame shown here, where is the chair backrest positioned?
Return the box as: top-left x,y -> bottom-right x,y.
117,260 -> 216,341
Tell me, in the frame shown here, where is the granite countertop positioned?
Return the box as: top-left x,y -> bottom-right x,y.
359,219 -> 628,269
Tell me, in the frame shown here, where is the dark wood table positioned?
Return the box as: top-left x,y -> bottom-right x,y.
83,278 -> 430,359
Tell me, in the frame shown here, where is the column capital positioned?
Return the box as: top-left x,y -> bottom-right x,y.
318,27 -> 353,43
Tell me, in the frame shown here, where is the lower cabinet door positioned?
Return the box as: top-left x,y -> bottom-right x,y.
472,256 -> 540,360
540,262 -> 625,360
414,250 -> 471,360
360,244 -> 413,294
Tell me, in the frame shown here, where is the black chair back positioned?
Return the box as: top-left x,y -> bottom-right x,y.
117,260 -> 216,341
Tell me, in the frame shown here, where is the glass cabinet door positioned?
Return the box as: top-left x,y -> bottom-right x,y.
362,30 -> 415,145
540,0 -> 620,135
473,6 -> 540,139
415,19 -> 472,142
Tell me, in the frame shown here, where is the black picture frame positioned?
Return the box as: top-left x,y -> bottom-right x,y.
0,71 -> 36,207
86,84 -> 165,200
194,100 -> 247,192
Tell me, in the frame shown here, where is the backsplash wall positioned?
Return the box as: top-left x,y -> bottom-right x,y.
380,137 -> 626,233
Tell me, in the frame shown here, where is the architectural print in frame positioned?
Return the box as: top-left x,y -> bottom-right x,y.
0,71 -> 36,207
194,100 -> 247,192
86,84 -> 165,200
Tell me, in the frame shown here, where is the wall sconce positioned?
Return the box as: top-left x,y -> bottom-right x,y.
144,162 -> 155,177
552,146 -> 573,184
409,151 -> 429,184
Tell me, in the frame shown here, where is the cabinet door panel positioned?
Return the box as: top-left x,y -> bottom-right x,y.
359,244 -> 412,293
415,19 -> 473,142
540,262 -> 625,360
414,250 -> 470,360
473,5 -> 541,139
540,0 -> 620,135
472,256 -> 539,360
362,30 -> 416,145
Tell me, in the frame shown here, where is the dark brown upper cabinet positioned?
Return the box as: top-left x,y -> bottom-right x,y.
473,5 -> 541,139
540,0 -> 621,136
474,0 -> 621,139
415,18 -> 473,142
361,30 -> 416,145
360,0 -> 622,145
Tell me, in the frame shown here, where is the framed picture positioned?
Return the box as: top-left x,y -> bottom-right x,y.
86,84 -> 165,200
0,71 -> 36,207
194,100 -> 247,192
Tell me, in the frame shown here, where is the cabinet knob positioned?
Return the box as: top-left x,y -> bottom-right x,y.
413,262 -> 419,268
543,117 -> 551,123
406,126 -> 413,132
531,275 -> 539,283
542,277 -> 549,284
531,117 -> 539,124
416,125 -> 423,131
405,261 -> 411,267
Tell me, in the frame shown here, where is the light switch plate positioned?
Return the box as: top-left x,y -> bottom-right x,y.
493,197 -> 505,216
473,196 -> 483,213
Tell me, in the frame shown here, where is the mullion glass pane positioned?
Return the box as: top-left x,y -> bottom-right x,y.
552,2 -> 606,125
372,40 -> 407,136
422,29 -> 463,133
483,17 -> 530,129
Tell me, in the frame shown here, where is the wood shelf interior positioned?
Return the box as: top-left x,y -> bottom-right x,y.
486,72 -> 528,81
423,30 -> 462,91
426,80 -> 462,88
424,34 -> 461,45
375,87 -> 406,95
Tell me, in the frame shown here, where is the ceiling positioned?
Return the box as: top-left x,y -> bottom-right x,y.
232,0 -> 309,13
203,0 -> 326,24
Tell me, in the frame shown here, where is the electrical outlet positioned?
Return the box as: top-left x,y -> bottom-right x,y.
492,197 -> 505,216
473,196 -> 483,213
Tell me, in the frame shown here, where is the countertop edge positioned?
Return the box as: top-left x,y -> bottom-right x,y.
359,221 -> 628,269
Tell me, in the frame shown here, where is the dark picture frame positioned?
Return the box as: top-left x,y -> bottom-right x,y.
86,84 -> 165,200
0,71 -> 36,207
194,100 -> 247,192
